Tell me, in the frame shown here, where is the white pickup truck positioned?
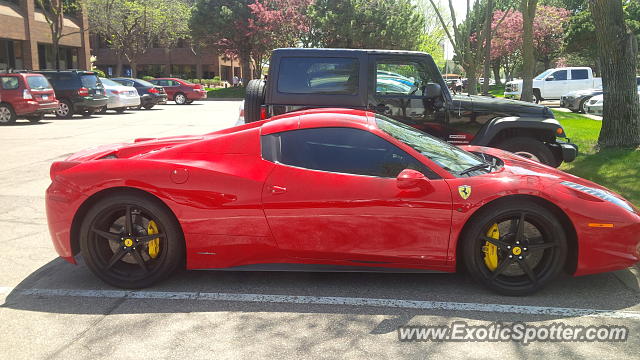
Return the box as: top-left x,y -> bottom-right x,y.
504,67 -> 602,103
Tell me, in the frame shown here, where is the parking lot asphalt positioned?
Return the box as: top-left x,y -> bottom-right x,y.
0,102 -> 638,359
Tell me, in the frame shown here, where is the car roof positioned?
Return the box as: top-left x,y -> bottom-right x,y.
260,108 -> 372,135
273,48 -> 430,57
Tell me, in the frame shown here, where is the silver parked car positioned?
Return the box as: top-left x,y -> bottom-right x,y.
585,83 -> 640,116
98,77 -> 141,113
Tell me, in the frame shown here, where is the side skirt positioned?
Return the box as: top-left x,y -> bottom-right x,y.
193,263 -> 448,274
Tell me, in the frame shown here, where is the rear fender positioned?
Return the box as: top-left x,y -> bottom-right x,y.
471,116 -> 565,146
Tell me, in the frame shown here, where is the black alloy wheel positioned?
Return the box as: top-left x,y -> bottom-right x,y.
80,194 -> 184,288
463,201 -> 567,296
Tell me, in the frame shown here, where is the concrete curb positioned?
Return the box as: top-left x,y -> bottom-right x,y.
202,98 -> 243,101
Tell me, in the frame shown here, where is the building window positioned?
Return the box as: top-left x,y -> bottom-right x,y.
0,39 -> 22,71
38,44 -> 78,70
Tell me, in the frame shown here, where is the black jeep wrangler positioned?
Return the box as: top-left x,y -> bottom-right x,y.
244,48 -> 577,167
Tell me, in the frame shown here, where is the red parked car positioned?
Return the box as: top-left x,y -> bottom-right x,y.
46,109 -> 640,295
148,78 -> 207,105
0,72 -> 58,124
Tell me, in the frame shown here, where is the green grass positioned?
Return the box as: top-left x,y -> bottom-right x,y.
488,84 -> 505,98
207,86 -> 246,98
553,109 -> 640,206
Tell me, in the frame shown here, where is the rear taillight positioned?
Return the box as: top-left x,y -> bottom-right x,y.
77,87 -> 89,96
260,106 -> 267,120
149,87 -> 159,94
23,89 -> 33,100
109,90 -> 121,95
50,161 -> 81,181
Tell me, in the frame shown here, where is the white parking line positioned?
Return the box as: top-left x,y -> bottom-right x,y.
2,286 -> 639,320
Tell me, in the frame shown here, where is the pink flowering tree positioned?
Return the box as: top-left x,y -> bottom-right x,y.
491,5 -> 570,81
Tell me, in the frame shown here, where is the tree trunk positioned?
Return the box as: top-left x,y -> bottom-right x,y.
590,0 -> 640,148
239,51 -> 252,86
492,60 -> 502,85
53,39 -> 60,69
481,0 -> 494,95
520,0 -> 538,102
466,65 -> 478,95
116,55 -> 123,77
130,60 -> 137,78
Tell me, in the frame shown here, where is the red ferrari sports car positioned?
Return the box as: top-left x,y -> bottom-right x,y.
46,109 -> 640,295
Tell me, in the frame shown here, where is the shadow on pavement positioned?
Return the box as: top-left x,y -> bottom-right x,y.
3,256 -> 639,327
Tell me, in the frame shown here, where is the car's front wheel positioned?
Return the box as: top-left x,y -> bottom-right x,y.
80,194 -> 184,288
579,97 -> 591,114
143,104 -> 155,110
462,200 -> 567,296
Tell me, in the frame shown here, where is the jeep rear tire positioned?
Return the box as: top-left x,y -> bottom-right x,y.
244,79 -> 266,123
496,137 -> 556,166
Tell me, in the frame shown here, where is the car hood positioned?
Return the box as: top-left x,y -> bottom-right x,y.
453,94 -> 552,118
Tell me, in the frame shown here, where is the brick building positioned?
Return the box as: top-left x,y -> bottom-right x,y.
92,37 -> 247,82
0,0 -> 91,71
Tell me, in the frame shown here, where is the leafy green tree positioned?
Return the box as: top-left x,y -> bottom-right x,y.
304,0 -> 425,50
88,0 -> 190,77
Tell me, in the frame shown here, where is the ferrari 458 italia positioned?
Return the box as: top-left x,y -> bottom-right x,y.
46,109 -> 640,295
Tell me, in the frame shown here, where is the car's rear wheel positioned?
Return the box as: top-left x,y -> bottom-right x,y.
244,79 -> 266,123
174,93 -> 186,105
532,89 -> 542,104
496,137 -> 556,166
27,113 -> 44,123
80,194 -> 184,288
0,103 -> 17,124
98,106 -> 108,114
143,104 -> 154,110
56,100 -> 73,119
185,99 -> 194,104
115,107 -> 126,114
462,200 -> 567,296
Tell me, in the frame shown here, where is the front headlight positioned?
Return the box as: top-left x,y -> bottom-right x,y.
561,181 -> 634,213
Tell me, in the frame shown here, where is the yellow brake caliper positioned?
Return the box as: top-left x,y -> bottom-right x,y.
147,220 -> 160,259
483,223 -> 499,271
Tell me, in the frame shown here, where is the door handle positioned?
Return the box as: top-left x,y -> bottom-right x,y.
269,185 -> 287,195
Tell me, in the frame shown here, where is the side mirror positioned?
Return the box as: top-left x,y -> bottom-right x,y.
396,169 -> 429,189
545,76 -> 554,81
423,83 -> 442,98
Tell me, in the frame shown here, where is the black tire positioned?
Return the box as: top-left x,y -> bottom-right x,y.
174,92 -> 187,105
79,193 -> 184,288
244,79 -> 266,123
496,137 -> 556,166
185,99 -> 194,104
0,103 -> 17,124
532,89 -> 542,104
143,104 -> 155,110
27,113 -> 44,123
98,106 -> 108,114
135,105 -> 143,110
115,107 -> 126,114
82,109 -> 96,118
462,200 -> 567,296
579,96 -> 591,114
56,99 -> 73,119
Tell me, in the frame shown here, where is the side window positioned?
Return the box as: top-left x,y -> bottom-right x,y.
0,76 -> 20,90
376,61 -> 435,96
157,80 -> 169,86
571,69 -> 588,80
262,127 -> 436,178
551,70 -> 567,81
169,80 -> 180,86
277,57 -> 359,95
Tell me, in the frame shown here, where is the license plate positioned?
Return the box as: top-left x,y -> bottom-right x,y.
42,95 -> 48,100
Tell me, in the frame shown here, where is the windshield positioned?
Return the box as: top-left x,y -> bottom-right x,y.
26,75 -> 52,90
534,69 -> 553,80
136,79 -> 156,87
374,114 -> 487,176
99,78 -> 123,87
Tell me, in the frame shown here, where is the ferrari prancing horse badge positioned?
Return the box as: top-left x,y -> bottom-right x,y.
458,185 -> 471,200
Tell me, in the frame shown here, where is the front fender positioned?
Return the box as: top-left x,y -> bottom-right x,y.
471,116 -> 565,146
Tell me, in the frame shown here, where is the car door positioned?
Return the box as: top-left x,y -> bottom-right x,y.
165,80 -> 180,99
261,126 -> 452,266
367,56 -> 470,143
544,69 -> 568,98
